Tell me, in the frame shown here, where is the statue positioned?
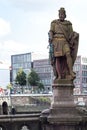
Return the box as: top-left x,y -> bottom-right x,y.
48,7 -> 79,80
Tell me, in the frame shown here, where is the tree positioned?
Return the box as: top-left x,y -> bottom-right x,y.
38,82 -> 44,92
7,83 -> 12,94
27,69 -> 40,92
15,68 -> 26,93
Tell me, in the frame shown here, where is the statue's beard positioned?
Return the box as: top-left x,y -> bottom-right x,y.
60,18 -> 64,21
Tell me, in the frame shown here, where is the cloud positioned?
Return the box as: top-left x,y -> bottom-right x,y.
1,40 -> 28,53
0,18 -> 11,37
0,39 -> 49,64
0,40 -> 28,64
7,0 -> 67,12
0,0 -> 87,63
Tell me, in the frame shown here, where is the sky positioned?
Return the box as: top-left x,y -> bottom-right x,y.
0,0 -> 87,65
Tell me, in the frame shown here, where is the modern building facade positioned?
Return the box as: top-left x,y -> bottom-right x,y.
11,53 -> 32,83
73,56 -> 87,94
11,53 -> 87,94
33,59 -> 53,92
33,56 -> 87,94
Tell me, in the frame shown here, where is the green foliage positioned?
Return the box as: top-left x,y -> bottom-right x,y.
27,69 -> 45,93
15,68 -> 26,86
7,83 -> 12,89
38,97 -> 51,103
38,82 -> 44,91
28,69 -> 40,86
32,97 -> 51,104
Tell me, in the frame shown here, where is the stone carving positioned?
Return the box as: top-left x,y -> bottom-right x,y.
48,7 -> 79,80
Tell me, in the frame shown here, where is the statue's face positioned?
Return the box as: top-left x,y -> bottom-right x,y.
59,13 -> 65,21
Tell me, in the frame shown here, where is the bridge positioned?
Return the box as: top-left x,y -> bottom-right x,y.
0,93 -> 53,106
0,94 -> 51,130
0,94 -> 87,130
0,112 -> 41,130
0,93 -> 87,107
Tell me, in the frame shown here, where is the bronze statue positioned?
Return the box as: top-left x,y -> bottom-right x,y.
48,7 -> 79,80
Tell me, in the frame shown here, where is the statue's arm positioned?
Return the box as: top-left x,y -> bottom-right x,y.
48,21 -> 56,43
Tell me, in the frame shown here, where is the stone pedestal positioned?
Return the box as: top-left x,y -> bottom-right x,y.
40,79 -> 86,130
48,79 -> 82,124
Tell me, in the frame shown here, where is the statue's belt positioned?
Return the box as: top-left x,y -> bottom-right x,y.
53,34 -> 65,38
53,37 -> 66,40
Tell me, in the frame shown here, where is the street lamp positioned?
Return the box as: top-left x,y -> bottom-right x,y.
7,83 -> 12,113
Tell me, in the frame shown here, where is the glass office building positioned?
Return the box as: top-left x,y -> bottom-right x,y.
33,59 -> 53,92
11,53 -> 32,83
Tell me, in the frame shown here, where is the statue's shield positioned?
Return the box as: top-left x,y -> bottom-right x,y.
70,32 -> 79,64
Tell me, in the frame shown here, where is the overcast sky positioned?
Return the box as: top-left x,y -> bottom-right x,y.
0,0 -> 87,65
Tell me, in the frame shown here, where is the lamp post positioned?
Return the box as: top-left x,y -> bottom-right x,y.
7,83 -> 12,113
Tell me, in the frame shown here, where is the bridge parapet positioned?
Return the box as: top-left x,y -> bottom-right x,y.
0,112 -> 41,130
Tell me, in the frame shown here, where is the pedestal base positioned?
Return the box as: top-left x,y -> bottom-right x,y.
40,79 -> 87,130
48,79 -> 82,124
41,79 -> 87,130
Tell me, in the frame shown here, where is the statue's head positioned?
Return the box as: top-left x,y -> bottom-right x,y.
58,7 -> 66,20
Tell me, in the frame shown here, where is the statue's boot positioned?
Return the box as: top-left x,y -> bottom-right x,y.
70,71 -> 76,78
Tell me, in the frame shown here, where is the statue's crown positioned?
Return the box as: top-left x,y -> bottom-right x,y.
59,7 -> 66,14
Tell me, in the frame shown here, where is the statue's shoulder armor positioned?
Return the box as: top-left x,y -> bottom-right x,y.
64,20 -> 72,25
51,19 -> 58,24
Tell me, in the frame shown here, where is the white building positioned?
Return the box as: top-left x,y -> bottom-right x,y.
0,61 -> 10,89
